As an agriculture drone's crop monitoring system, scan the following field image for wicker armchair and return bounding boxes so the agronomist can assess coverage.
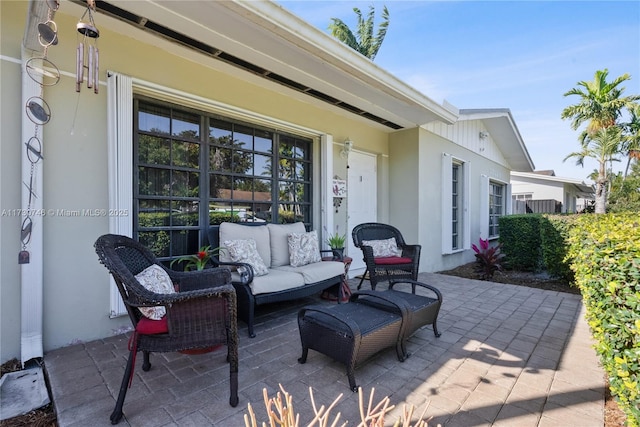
[94,234,238,425]
[352,223,421,291]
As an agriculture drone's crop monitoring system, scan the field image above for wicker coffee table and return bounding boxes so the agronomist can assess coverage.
[297,291,411,391]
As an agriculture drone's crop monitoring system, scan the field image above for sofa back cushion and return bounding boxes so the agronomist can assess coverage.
[267,222,306,267]
[219,222,271,267]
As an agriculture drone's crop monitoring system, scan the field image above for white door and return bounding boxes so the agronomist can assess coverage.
[347,151,377,276]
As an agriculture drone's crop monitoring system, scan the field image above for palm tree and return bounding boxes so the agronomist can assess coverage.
[561,69,639,142]
[622,103,640,179]
[564,126,623,213]
[328,5,389,60]
[561,69,640,212]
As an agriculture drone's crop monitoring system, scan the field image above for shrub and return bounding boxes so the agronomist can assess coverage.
[539,214,576,282]
[567,213,640,426]
[499,215,542,271]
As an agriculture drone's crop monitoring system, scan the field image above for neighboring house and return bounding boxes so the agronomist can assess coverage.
[0,0,533,364]
[511,171,595,213]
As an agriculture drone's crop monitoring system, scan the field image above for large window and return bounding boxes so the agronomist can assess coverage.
[451,162,461,250]
[489,181,505,237]
[442,153,469,254]
[134,99,312,260]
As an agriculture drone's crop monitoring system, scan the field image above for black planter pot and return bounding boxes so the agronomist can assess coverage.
[331,248,344,261]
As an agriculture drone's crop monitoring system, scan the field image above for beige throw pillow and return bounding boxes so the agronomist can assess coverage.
[362,237,401,257]
[224,238,270,276]
[288,231,322,267]
[134,264,176,320]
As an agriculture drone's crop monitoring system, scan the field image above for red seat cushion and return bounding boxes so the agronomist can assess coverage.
[136,316,169,335]
[374,256,413,265]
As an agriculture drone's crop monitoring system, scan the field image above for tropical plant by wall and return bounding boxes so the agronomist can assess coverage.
[567,213,640,426]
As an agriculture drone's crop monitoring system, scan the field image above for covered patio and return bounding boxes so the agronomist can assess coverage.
[44,273,604,426]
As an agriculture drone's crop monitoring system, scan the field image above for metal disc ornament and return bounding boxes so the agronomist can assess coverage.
[26,137,44,164]
[77,21,99,38]
[26,57,60,86]
[46,0,59,12]
[37,20,58,46]
[25,96,51,125]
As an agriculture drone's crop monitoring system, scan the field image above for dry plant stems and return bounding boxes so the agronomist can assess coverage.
[309,386,344,427]
[244,385,431,427]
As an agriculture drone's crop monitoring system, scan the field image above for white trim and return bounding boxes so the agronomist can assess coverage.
[321,134,334,249]
[441,153,453,254]
[462,160,471,250]
[107,72,133,317]
[20,50,44,363]
[131,77,321,138]
[479,175,489,240]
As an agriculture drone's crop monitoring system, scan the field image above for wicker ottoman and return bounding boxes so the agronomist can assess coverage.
[297,292,411,392]
[354,280,442,358]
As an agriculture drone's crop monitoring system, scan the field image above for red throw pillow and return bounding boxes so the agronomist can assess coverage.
[374,256,413,265]
[136,316,169,335]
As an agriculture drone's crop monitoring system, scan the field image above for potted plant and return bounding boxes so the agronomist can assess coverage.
[326,233,347,261]
[170,245,222,271]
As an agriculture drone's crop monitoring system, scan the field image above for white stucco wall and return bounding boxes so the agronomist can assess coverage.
[1,2,392,357]
[389,127,512,273]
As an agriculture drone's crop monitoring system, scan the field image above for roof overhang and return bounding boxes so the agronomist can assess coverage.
[511,171,595,198]
[459,108,535,172]
[60,0,458,130]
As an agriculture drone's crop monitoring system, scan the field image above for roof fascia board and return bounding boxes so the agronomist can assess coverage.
[105,0,457,127]
[511,171,588,185]
[226,1,459,124]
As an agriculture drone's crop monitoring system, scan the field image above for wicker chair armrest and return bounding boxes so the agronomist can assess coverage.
[400,244,421,259]
[169,267,231,292]
[298,305,362,337]
[360,245,375,259]
[210,259,254,285]
[389,279,443,302]
[139,283,236,306]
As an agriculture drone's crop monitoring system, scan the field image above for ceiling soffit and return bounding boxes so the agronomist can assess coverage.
[66,0,457,130]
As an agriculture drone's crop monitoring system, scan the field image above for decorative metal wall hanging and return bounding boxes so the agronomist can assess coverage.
[20,0,60,264]
[75,0,99,93]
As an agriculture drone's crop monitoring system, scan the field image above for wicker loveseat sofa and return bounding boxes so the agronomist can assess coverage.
[208,222,345,337]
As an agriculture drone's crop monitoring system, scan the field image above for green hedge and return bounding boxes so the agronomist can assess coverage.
[539,215,576,282]
[498,214,542,271]
[566,214,640,426]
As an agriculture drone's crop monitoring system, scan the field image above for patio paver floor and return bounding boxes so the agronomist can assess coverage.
[44,273,604,426]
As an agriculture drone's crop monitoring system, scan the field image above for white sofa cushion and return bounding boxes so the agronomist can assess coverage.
[273,260,344,284]
[267,222,306,267]
[231,268,305,295]
[219,222,271,267]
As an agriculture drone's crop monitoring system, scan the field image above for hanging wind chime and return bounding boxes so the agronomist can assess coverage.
[75,0,99,94]
[19,0,61,265]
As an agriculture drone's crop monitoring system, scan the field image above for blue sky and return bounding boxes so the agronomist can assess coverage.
[277,1,640,181]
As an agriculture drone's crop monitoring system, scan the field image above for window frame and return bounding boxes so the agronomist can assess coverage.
[133,97,314,262]
[441,153,470,254]
[481,176,510,240]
